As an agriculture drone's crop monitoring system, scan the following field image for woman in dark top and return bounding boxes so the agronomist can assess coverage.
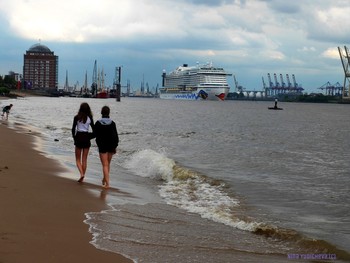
[72,102,95,183]
[94,106,119,189]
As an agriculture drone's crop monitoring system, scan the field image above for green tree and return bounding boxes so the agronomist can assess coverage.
[0,87,10,95]
[3,75,17,89]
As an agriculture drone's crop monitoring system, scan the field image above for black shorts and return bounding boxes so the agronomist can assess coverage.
[74,132,91,149]
[98,146,116,154]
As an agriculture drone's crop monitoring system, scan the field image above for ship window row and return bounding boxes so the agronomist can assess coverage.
[165,77,228,87]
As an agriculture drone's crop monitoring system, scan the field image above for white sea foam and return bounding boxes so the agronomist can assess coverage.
[159,172,261,232]
[123,149,261,232]
[123,149,175,181]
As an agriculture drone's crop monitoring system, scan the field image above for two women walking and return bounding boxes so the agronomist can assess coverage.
[72,103,119,189]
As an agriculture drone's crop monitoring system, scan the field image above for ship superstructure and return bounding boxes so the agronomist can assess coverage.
[160,63,231,100]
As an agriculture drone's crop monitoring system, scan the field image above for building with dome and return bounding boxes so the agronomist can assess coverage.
[23,43,58,90]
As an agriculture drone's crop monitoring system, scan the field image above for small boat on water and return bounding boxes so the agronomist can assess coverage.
[96,90,109,98]
[268,107,283,110]
[268,98,283,110]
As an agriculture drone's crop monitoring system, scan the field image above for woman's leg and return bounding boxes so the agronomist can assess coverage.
[99,153,110,188]
[75,147,84,181]
[81,147,90,177]
[107,152,114,173]
[105,152,114,187]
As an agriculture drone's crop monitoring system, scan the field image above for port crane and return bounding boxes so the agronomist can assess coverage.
[113,66,121,101]
[233,75,244,93]
[286,74,292,89]
[318,81,343,96]
[274,73,280,89]
[262,73,304,97]
[338,46,350,99]
[280,74,286,89]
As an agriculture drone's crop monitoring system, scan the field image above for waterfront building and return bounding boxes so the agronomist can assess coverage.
[23,43,58,90]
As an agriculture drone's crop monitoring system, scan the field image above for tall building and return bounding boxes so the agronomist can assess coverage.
[23,43,58,90]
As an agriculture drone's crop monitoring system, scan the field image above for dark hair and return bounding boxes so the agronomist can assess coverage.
[101,106,110,117]
[77,102,93,123]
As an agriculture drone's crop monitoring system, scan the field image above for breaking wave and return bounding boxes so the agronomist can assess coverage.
[122,149,350,260]
[123,149,261,231]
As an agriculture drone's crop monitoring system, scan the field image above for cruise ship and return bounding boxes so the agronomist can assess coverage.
[160,63,232,101]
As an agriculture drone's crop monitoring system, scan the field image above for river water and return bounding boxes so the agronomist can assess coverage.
[2,96,350,262]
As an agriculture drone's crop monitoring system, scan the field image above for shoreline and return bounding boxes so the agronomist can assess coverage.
[0,122,132,262]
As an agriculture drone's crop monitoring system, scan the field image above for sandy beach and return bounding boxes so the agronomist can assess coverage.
[0,123,132,262]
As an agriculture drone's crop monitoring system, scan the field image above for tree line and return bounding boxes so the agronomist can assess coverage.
[0,75,18,95]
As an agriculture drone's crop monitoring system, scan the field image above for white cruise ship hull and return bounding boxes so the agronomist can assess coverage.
[160,87,229,101]
[161,63,232,101]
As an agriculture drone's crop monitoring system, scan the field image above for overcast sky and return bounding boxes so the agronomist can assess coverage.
[0,0,349,93]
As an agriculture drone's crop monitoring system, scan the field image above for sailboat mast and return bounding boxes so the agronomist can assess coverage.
[91,60,97,96]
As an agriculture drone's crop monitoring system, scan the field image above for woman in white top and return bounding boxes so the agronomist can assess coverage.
[72,102,95,182]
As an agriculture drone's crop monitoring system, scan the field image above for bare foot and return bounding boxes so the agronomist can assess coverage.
[102,184,110,189]
[77,176,84,183]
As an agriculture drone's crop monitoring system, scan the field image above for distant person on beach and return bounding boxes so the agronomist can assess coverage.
[274,98,278,109]
[72,102,95,183]
[94,106,119,189]
[1,104,13,120]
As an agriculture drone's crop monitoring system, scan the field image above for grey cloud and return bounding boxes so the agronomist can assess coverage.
[260,0,301,14]
[181,0,236,7]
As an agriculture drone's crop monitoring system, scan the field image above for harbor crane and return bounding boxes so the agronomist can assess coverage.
[280,74,286,88]
[292,74,298,88]
[113,66,121,101]
[262,76,267,90]
[267,73,274,89]
[286,74,292,88]
[338,46,350,99]
[318,81,343,96]
[233,75,244,92]
[274,73,280,88]
[262,73,304,97]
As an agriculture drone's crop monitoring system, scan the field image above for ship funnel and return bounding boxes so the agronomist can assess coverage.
[162,72,166,87]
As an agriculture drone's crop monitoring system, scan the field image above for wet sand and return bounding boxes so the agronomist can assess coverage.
[0,123,132,262]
